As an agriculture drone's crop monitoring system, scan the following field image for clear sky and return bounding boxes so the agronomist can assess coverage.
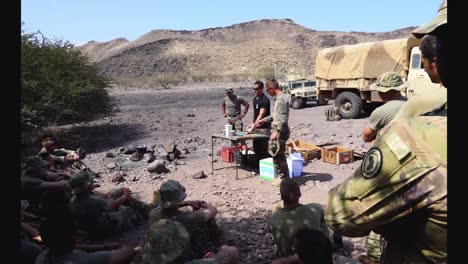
[21,0,442,45]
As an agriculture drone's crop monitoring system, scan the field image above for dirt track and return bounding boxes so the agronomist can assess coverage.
[38,82,372,263]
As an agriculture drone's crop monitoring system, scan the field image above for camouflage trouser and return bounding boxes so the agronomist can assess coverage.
[253,128,271,161]
[106,205,140,234]
[227,117,243,132]
[109,188,152,218]
[365,231,383,263]
[269,129,290,179]
[191,219,221,258]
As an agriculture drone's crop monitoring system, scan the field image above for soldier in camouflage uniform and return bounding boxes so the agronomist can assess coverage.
[148,180,221,260]
[362,72,408,143]
[326,2,447,262]
[38,136,88,173]
[141,219,239,264]
[68,171,150,240]
[255,79,290,187]
[221,87,249,132]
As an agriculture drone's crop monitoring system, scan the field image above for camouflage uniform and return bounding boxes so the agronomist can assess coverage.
[141,219,232,264]
[68,171,146,240]
[326,116,447,263]
[263,92,290,179]
[38,147,87,171]
[223,88,247,132]
[149,180,220,259]
[35,249,111,264]
[269,203,329,257]
[394,85,446,120]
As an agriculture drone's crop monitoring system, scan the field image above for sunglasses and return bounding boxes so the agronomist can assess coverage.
[253,88,260,91]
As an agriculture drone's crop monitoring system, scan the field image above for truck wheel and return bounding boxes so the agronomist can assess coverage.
[291,97,305,109]
[335,92,363,119]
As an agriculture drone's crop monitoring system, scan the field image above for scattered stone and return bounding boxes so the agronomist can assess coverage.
[105,152,115,158]
[107,162,117,169]
[192,171,207,179]
[187,114,195,117]
[123,146,137,155]
[143,152,155,163]
[163,140,176,153]
[147,160,167,174]
[111,171,124,182]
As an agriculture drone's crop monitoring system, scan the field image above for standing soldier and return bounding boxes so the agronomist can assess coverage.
[250,80,271,163]
[326,1,447,263]
[221,87,249,132]
[255,79,290,187]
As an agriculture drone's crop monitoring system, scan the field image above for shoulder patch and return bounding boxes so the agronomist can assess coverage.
[384,132,411,161]
[361,148,383,179]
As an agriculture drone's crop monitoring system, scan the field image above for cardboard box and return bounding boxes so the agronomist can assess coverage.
[321,146,354,165]
[286,140,322,161]
[259,155,303,181]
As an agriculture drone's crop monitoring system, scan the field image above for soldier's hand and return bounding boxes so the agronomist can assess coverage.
[186,200,203,210]
[270,131,278,141]
[122,188,132,197]
[255,120,264,127]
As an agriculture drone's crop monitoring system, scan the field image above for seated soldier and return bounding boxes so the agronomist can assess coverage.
[148,180,220,259]
[38,136,86,172]
[21,156,71,213]
[20,200,43,264]
[272,228,359,264]
[35,211,135,264]
[269,178,331,258]
[68,171,151,240]
[141,219,239,264]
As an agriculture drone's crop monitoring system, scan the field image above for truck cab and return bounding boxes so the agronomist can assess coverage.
[406,46,441,98]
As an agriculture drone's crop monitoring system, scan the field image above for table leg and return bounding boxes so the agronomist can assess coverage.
[211,137,214,172]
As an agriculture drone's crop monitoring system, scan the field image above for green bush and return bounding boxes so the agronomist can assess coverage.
[255,66,276,80]
[21,27,112,129]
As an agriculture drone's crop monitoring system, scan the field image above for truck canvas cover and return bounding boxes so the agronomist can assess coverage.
[315,37,421,80]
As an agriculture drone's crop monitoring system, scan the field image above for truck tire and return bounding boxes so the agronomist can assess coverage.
[291,97,305,109]
[335,92,363,119]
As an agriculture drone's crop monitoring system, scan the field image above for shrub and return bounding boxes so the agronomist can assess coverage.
[21,26,112,129]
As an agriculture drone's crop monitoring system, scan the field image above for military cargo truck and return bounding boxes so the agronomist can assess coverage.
[314,37,441,119]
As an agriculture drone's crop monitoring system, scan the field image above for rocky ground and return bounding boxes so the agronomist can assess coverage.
[30,82,373,263]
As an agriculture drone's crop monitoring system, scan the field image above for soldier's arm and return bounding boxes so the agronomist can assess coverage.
[326,120,446,237]
[221,101,227,117]
[255,108,268,125]
[241,99,249,117]
[52,148,74,156]
[275,98,289,132]
[38,180,71,191]
[107,189,130,210]
[262,115,273,123]
[362,126,377,142]
[108,245,136,264]
[199,201,217,222]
